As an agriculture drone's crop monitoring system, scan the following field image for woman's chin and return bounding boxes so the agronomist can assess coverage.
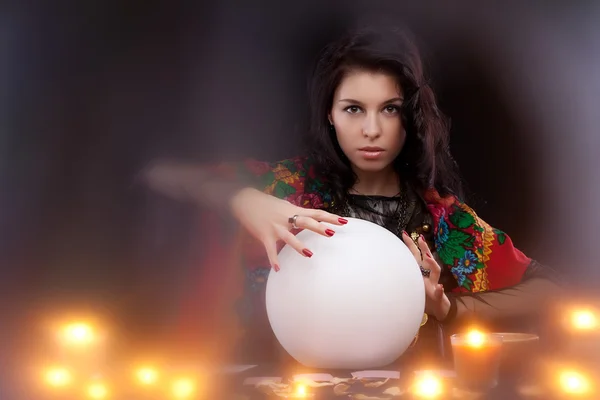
[352,160,393,173]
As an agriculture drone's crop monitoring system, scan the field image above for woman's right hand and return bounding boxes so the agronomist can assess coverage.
[229,188,348,271]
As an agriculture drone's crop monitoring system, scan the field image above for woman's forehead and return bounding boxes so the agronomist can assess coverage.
[334,70,403,102]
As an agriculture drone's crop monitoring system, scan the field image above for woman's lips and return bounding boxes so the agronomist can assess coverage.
[359,148,384,160]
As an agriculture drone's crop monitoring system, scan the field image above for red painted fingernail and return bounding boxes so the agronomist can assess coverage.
[325,229,335,237]
[402,230,408,236]
[273,264,280,272]
[420,234,425,241]
[426,253,432,258]
[338,218,348,224]
[302,249,313,258]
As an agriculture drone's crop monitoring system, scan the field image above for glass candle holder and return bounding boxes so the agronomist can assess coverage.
[451,331,503,391]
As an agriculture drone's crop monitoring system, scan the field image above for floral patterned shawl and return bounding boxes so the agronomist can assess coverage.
[178,156,532,354]
[217,156,531,292]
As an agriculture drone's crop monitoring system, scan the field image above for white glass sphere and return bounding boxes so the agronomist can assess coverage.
[265,217,425,370]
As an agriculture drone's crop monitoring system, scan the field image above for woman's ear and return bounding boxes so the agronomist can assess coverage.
[328,114,333,125]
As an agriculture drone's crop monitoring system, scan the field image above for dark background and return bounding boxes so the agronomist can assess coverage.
[1,1,599,395]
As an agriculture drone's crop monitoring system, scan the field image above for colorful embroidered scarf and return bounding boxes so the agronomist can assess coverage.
[220,156,531,292]
[178,156,531,353]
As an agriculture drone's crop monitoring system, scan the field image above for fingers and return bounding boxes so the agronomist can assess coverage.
[417,235,441,281]
[417,235,433,259]
[277,227,312,257]
[434,283,444,300]
[263,224,316,272]
[307,209,348,226]
[401,231,422,262]
[263,238,281,272]
[294,215,337,238]
[404,232,442,283]
[423,279,444,301]
[275,226,313,259]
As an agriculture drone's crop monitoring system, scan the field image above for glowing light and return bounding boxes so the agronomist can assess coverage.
[559,370,591,396]
[87,382,108,399]
[465,330,486,348]
[44,367,72,387]
[294,384,307,397]
[413,373,443,398]
[172,378,195,398]
[135,367,159,385]
[571,310,598,331]
[62,322,95,346]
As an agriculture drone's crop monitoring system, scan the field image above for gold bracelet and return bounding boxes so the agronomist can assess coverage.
[409,313,429,348]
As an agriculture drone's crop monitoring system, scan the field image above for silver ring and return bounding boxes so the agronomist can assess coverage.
[420,266,431,278]
[288,215,300,229]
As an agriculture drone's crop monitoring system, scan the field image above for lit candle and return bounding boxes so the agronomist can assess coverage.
[55,319,108,375]
[61,322,96,346]
[44,367,73,388]
[135,366,159,386]
[565,308,600,363]
[171,378,196,399]
[86,382,109,399]
[558,369,593,397]
[570,309,598,332]
[412,372,444,398]
[289,383,314,398]
[451,330,503,391]
[294,384,307,397]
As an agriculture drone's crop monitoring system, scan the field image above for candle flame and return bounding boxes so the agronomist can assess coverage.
[135,367,158,385]
[62,322,95,346]
[44,367,72,387]
[571,310,598,330]
[465,330,486,347]
[559,370,591,395]
[172,378,195,398]
[295,384,307,397]
[413,373,443,398]
[87,382,108,399]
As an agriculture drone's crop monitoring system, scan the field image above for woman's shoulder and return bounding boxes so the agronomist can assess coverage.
[239,156,331,208]
[423,188,482,230]
[424,187,531,292]
[423,188,459,208]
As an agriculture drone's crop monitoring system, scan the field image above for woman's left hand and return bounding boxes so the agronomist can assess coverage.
[402,232,451,321]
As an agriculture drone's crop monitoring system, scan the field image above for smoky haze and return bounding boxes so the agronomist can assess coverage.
[0,1,598,396]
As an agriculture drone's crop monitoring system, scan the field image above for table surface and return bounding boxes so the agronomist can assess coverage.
[217,363,552,399]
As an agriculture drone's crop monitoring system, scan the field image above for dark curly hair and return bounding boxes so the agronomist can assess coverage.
[306,26,462,202]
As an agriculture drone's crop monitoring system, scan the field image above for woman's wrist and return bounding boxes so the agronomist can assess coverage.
[433,294,451,321]
[434,295,457,324]
[228,187,259,215]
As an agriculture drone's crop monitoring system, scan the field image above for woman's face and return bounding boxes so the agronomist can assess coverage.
[329,70,405,174]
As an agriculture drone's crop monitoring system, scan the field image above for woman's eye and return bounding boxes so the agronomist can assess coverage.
[345,106,361,114]
[383,105,400,114]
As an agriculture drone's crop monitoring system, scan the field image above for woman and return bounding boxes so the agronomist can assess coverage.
[143,26,561,365]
